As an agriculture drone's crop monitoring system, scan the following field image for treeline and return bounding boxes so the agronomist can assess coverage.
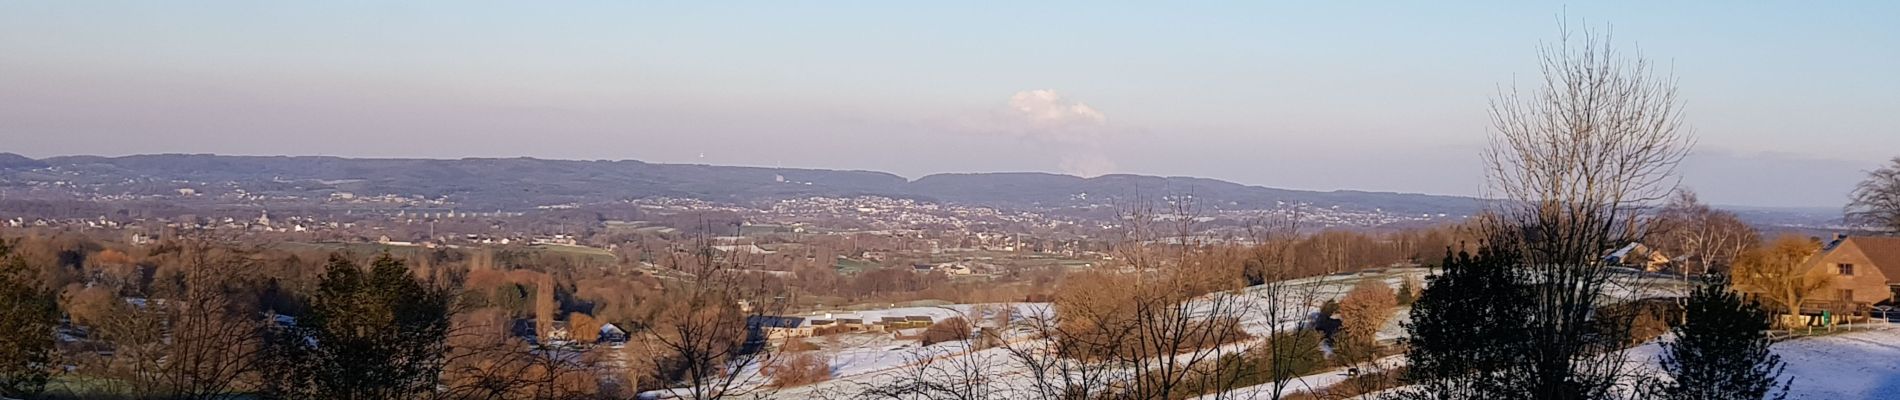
[0,217,1469,400]
[0,233,618,399]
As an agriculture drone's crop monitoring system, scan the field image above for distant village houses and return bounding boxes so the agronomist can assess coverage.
[751,312,937,340]
[1604,242,1674,273]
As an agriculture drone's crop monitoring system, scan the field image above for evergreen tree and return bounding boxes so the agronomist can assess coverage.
[1650,274,1789,400]
[0,240,58,398]
[261,254,455,399]
[1314,298,1343,342]
[1394,246,1534,400]
[1395,277,1418,306]
[1318,298,1341,318]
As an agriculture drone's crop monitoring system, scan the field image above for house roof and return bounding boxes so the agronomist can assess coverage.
[747,316,806,329]
[1843,236,1900,282]
[1605,242,1667,264]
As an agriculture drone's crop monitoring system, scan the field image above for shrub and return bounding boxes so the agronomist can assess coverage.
[1335,279,1398,362]
[920,317,973,346]
[781,338,820,353]
[1596,298,1683,346]
[1149,353,1257,400]
[764,352,831,388]
[1156,330,1325,400]
[1257,330,1326,378]
[1186,316,1254,350]
[1052,271,1254,361]
[1299,366,1408,400]
[568,312,602,343]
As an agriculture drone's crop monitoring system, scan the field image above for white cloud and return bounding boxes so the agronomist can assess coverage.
[1008,89,1106,132]
[955,89,1118,177]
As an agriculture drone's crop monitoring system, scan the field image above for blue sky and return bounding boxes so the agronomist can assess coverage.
[1,2,1895,207]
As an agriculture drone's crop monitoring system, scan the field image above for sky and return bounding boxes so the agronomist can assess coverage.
[1,2,1895,208]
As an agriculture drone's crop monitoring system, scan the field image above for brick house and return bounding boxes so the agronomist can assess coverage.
[1804,235,1900,309]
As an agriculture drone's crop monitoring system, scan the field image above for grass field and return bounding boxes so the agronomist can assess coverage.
[835,257,879,273]
[271,241,440,259]
[41,375,138,399]
[528,243,618,264]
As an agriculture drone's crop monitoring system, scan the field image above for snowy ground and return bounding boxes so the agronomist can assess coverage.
[1769,325,1900,400]
[1202,324,1900,400]
[808,303,1054,379]
[765,269,1436,399]
[656,268,1852,400]
[1191,354,1408,400]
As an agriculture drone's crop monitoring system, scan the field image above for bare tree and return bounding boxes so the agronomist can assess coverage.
[154,242,268,400]
[1846,157,1900,233]
[1481,20,1693,399]
[1653,189,1760,277]
[1312,234,1347,277]
[626,219,792,399]
[439,308,545,399]
[1000,303,1116,400]
[0,238,58,398]
[75,240,265,400]
[1112,196,1259,400]
[438,307,604,400]
[1000,193,1263,400]
[1227,206,1334,400]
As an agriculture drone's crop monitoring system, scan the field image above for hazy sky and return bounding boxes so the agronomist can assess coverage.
[2,2,1895,208]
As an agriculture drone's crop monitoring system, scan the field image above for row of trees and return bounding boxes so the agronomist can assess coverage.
[0,229,796,400]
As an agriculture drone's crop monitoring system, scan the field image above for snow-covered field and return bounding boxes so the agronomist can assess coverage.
[657,269,1890,399]
[1612,325,1900,400]
[803,303,1053,379]
[765,269,1436,399]
[1771,325,1900,399]
[1192,326,1900,400]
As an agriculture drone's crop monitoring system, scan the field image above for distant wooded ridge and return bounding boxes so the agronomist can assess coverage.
[0,152,1506,215]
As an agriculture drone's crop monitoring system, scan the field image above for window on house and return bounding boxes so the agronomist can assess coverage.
[1840,289,1855,301]
[1839,263,1855,276]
